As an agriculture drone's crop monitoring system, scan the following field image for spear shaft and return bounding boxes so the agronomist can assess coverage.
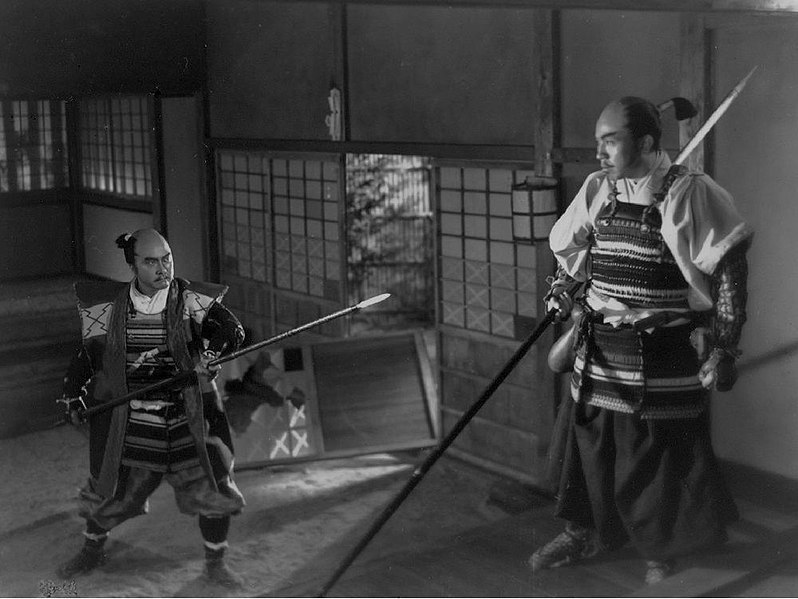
[80,293,391,421]
[213,293,390,365]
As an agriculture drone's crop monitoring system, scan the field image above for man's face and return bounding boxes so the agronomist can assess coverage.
[130,233,173,296]
[594,103,647,180]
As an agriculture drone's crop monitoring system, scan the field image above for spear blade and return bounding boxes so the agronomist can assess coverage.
[673,65,758,166]
[356,293,391,310]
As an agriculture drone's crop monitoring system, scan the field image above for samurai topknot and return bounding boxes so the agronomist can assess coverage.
[618,96,663,151]
[115,229,169,265]
[115,232,137,265]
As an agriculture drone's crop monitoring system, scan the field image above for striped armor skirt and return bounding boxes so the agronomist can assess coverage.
[121,401,202,474]
[571,318,708,419]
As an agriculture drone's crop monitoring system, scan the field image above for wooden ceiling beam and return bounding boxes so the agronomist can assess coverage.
[679,14,710,174]
[332,0,798,14]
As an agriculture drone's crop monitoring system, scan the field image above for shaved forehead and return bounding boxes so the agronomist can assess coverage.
[595,101,628,139]
[133,228,171,257]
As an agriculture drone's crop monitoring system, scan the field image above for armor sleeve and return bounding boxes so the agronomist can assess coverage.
[62,344,94,399]
[201,301,245,355]
[710,240,750,355]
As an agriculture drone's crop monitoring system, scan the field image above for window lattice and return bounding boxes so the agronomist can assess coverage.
[0,99,68,193]
[438,165,538,338]
[272,158,341,299]
[216,152,341,300]
[79,96,151,198]
[218,151,271,283]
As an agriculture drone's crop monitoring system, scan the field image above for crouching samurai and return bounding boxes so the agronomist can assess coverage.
[58,254,246,582]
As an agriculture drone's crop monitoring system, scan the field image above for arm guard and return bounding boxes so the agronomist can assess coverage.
[710,240,749,355]
[201,302,245,356]
[700,240,750,392]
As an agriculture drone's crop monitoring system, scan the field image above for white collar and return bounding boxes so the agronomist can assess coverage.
[129,281,169,315]
[620,151,671,205]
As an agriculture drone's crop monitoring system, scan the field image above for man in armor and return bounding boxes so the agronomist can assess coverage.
[56,229,247,587]
[530,97,752,585]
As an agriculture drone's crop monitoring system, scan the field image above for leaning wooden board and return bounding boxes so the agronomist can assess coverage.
[218,330,438,468]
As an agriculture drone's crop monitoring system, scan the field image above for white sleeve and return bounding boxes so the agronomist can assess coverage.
[661,174,754,309]
[549,172,608,281]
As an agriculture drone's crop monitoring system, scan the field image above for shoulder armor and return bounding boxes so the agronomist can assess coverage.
[73,281,128,340]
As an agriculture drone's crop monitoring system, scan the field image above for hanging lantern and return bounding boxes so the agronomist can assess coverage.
[511,175,559,243]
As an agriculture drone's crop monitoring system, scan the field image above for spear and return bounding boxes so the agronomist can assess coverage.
[79,293,391,421]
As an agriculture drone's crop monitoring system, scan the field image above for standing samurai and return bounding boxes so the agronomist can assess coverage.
[531,97,752,584]
[57,229,247,587]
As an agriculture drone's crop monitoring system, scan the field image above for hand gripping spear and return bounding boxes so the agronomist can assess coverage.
[78,293,391,421]
[315,66,758,598]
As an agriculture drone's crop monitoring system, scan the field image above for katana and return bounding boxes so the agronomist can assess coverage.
[79,293,391,421]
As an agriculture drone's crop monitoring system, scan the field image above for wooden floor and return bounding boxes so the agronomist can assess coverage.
[0,275,85,437]
[269,475,798,598]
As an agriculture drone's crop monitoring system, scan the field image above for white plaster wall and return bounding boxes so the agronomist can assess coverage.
[711,20,798,479]
[82,205,153,281]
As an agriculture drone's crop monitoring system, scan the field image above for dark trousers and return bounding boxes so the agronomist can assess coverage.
[80,465,245,533]
[554,402,738,561]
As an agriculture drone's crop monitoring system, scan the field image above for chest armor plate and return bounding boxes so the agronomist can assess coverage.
[590,202,689,310]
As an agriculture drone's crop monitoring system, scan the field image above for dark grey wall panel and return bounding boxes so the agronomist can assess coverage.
[0,201,73,279]
[0,0,205,97]
[347,5,536,145]
[206,0,337,140]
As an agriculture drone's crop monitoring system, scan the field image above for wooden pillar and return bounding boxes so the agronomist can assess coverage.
[2,100,18,192]
[150,92,167,235]
[199,0,220,283]
[680,14,710,173]
[531,8,563,442]
[329,1,349,143]
[66,99,85,273]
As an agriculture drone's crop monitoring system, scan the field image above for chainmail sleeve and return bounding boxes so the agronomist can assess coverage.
[710,240,750,355]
